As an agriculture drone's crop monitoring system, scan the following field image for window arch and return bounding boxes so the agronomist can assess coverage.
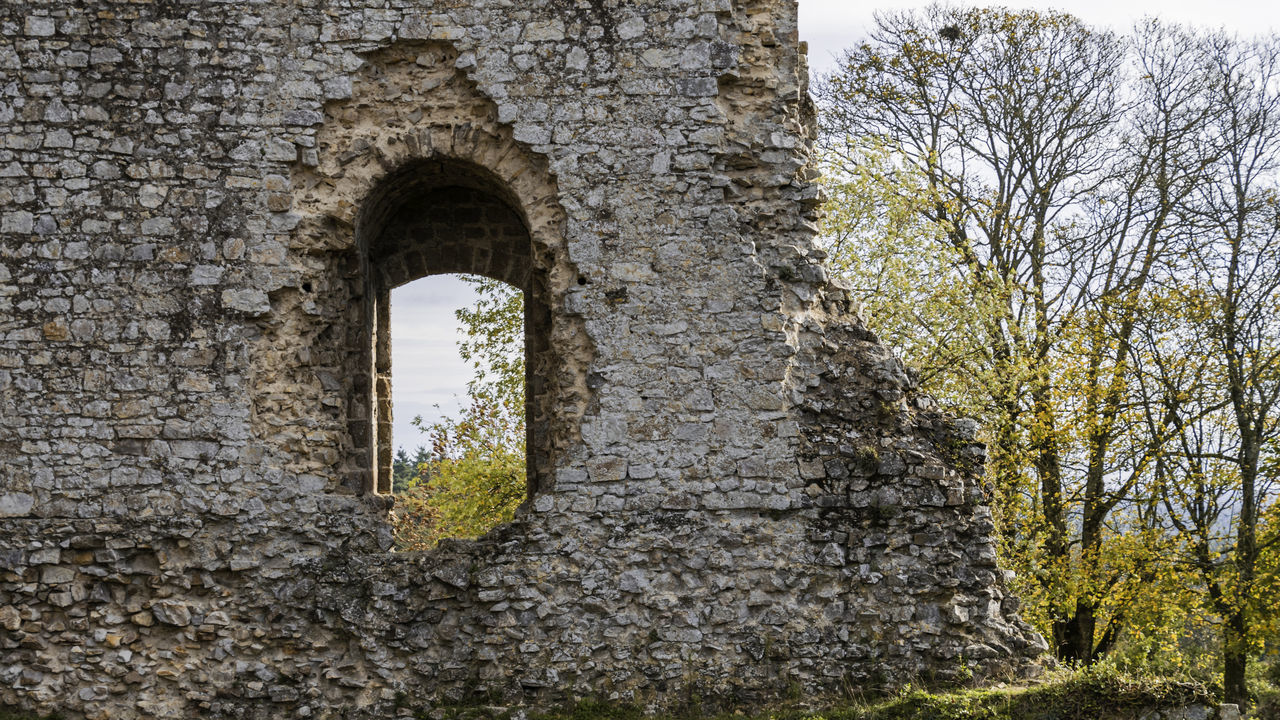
[352,159,554,498]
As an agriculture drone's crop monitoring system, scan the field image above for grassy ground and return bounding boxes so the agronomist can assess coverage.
[0,667,1220,720]
[435,667,1216,720]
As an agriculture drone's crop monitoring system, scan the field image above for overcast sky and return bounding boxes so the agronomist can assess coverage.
[800,0,1280,76]
[390,0,1280,455]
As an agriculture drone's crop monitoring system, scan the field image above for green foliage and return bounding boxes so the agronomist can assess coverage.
[454,275,525,411]
[392,276,526,551]
[392,446,431,495]
[1255,657,1280,717]
[818,143,1002,413]
[393,391,526,550]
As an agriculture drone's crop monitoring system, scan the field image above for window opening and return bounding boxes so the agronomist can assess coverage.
[387,275,483,494]
[389,274,527,549]
[351,159,553,540]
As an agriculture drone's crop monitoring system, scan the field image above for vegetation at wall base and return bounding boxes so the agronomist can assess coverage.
[417,667,1220,720]
[1,664,1264,720]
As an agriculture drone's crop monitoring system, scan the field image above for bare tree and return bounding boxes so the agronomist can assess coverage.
[815,7,1225,664]
[1056,20,1225,663]
[1140,32,1280,707]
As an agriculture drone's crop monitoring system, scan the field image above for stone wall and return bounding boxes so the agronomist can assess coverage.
[0,1,1046,718]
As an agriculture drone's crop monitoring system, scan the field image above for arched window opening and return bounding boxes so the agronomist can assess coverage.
[349,159,553,509]
[389,273,527,549]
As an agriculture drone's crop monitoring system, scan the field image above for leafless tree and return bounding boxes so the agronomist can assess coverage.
[816,7,1229,665]
[1138,32,1280,707]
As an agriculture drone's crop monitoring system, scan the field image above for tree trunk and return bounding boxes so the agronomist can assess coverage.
[1050,599,1104,664]
[1223,608,1249,709]
[1032,370,1075,662]
[1073,600,1098,662]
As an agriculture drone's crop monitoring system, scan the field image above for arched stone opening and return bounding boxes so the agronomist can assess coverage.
[353,159,554,498]
[284,41,593,500]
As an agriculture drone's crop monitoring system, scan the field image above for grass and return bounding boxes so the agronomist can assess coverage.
[797,669,1212,720]
[430,666,1215,720]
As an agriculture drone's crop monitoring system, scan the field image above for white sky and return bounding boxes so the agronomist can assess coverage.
[391,276,482,454]
[801,0,1280,76]
[390,0,1280,454]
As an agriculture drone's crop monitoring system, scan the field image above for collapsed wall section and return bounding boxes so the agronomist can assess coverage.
[0,1,1045,718]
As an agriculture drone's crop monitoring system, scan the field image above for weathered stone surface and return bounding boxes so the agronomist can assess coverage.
[0,605,20,631]
[149,600,192,627]
[0,0,1046,718]
[0,493,33,517]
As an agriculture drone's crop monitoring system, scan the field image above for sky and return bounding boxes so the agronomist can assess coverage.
[390,276,480,455]
[800,0,1280,76]
[389,0,1280,455]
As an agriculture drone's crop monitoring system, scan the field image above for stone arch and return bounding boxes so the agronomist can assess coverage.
[356,158,555,495]
[288,42,592,497]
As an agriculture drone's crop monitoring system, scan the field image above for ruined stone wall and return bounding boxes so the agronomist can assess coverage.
[0,1,1046,718]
